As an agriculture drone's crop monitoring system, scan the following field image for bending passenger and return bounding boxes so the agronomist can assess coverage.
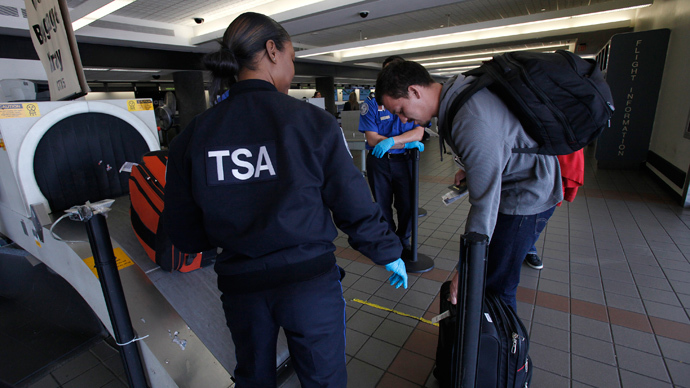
[375,60,562,311]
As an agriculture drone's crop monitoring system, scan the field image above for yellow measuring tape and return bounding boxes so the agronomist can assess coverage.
[352,299,439,327]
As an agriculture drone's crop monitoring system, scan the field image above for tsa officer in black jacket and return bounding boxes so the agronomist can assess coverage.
[164,12,408,388]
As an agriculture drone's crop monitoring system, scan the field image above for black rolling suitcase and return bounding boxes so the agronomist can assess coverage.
[433,232,532,388]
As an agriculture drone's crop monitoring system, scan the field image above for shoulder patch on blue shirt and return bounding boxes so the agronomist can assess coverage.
[206,142,278,185]
[360,103,368,115]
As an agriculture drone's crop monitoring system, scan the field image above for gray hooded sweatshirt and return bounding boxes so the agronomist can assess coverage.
[438,74,563,239]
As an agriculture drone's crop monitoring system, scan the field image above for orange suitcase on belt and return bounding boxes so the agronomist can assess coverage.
[129,150,215,272]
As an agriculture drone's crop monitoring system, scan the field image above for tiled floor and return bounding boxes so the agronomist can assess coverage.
[21,139,690,387]
[24,341,128,388]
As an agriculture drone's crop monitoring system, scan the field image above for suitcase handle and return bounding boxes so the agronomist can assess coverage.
[451,232,489,388]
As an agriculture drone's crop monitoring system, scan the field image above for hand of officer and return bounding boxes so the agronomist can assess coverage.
[384,258,408,289]
[372,138,395,158]
[404,141,425,153]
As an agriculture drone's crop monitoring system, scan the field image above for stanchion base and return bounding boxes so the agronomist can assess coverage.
[418,207,427,217]
[402,252,434,273]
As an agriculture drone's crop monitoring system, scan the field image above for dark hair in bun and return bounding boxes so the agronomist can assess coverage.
[204,12,291,103]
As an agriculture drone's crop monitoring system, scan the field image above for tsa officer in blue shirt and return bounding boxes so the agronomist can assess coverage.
[359,55,425,252]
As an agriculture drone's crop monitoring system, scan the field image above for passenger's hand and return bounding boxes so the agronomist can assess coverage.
[448,271,459,304]
[372,138,395,158]
[384,258,408,289]
[454,169,466,186]
[404,141,424,153]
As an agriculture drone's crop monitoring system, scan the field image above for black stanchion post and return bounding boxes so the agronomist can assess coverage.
[451,232,488,388]
[403,148,434,273]
[72,202,148,388]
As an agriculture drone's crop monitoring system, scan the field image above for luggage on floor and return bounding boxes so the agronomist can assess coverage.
[433,232,531,388]
[129,150,215,272]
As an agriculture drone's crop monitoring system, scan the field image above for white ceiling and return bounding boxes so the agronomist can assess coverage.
[1,0,651,84]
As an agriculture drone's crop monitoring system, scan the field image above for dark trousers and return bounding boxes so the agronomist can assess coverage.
[219,265,346,388]
[366,152,414,246]
[486,206,556,310]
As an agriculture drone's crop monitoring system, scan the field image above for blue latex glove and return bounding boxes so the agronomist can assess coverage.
[372,138,395,158]
[384,258,408,289]
[404,141,424,152]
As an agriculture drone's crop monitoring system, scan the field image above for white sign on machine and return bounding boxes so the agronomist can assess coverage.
[24,0,89,100]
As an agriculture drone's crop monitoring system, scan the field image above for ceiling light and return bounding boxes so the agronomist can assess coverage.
[572,4,651,18]
[422,56,493,67]
[72,0,136,31]
[83,67,110,71]
[433,66,477,72]
[297,2,651,61]
[110,68,160,73]
[414,43,570,64]
[196,0,326,27]
[304,16,617,59]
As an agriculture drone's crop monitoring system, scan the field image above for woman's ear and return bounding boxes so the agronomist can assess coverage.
[265,40,277,63]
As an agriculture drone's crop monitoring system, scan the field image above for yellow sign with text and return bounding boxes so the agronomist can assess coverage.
[126,99,154,112]
[0,103,41,119]
[83,247,135,278]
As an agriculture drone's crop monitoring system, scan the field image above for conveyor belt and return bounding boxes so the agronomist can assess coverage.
[30,196,292,387]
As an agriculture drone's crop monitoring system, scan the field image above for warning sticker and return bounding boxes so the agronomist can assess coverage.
[0,137,5,150]
[0,103,41,119]
[83,247,135,278]
[126,99,154,112]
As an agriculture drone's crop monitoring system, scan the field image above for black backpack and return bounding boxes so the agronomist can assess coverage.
[440,50,615,157]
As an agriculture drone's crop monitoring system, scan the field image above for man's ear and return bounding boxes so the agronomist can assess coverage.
[408,85,422,99]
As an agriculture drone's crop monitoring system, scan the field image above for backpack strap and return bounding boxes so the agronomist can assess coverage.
[439,72,494,161]
[511,146,541,154]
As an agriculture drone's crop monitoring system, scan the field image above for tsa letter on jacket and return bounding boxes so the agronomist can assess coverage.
[206,143,278,185]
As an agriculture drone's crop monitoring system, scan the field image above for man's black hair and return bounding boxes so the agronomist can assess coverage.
[382,55,404,69]
[375,60,435,100]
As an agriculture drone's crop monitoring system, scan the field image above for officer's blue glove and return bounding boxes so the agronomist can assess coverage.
[404,141,425,153]
[384,258,408,289]
[372,138,395,158]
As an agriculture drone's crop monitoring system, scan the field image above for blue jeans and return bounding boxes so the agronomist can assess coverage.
[527,209,552,255]
[219,265,346,388]
[486,206,556,310]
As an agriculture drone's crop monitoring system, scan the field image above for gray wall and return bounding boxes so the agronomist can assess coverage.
[635,0,690,204]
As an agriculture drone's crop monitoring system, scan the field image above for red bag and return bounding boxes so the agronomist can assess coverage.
[129,150,215,272]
